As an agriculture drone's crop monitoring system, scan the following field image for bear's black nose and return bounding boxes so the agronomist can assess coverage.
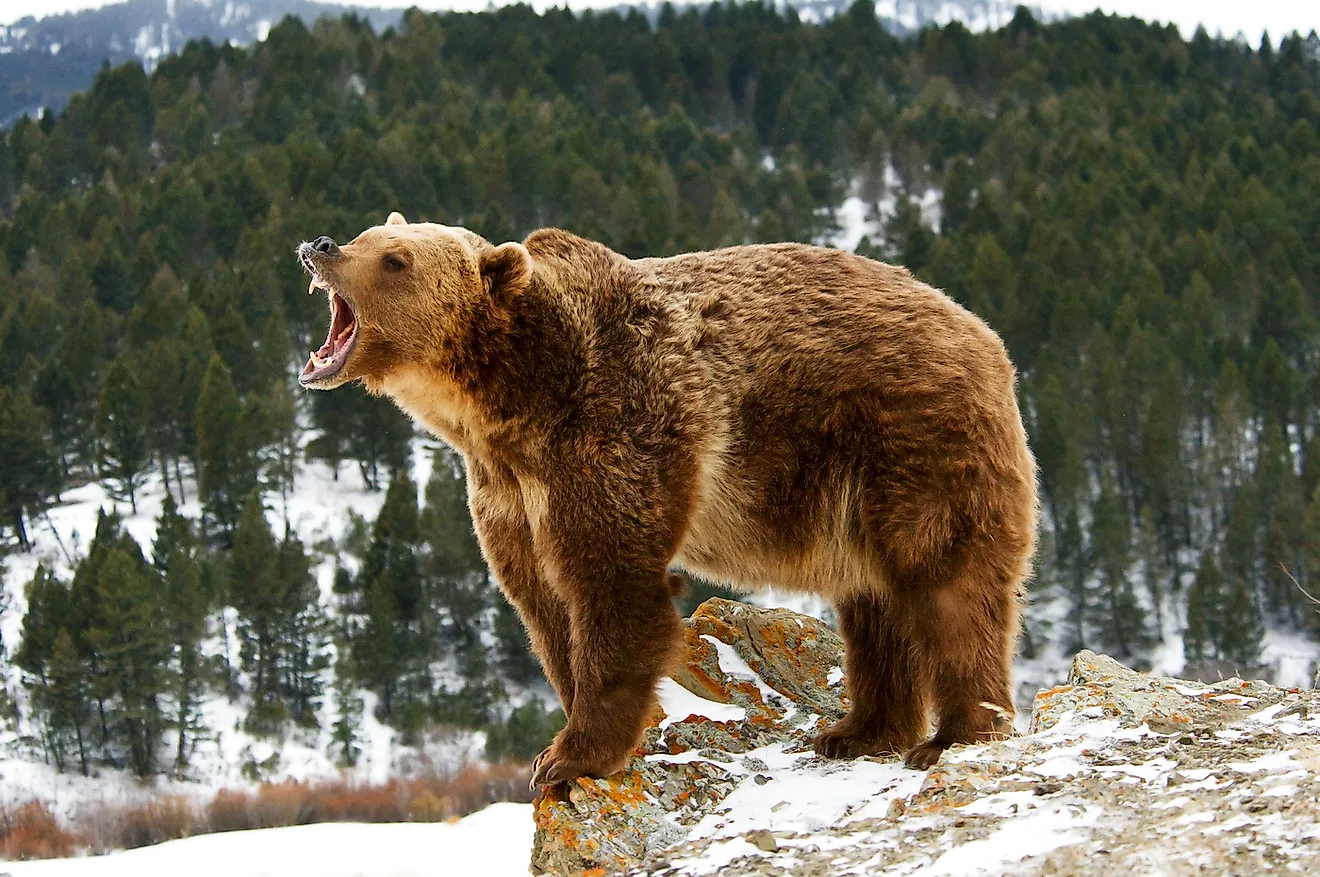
[312,236,341,256]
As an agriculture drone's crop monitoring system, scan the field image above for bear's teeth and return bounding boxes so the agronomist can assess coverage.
[309,350,329,368]
[308,278,318,295]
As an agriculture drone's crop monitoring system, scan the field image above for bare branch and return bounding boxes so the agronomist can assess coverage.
[1279,563,1320,608]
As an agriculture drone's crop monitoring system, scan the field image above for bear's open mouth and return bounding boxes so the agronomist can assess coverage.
[300,276,358,385]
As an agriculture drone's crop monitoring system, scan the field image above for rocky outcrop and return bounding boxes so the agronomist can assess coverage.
[530,598,848,875]
[530,600,1320,876]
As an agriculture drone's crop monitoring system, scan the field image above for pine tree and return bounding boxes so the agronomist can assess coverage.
[350,476,427,722]
[229,491,284,731]
[421,456,503,725]
[169,307,219,500]
[162,547,208,774]
[492,598,542,686]
[1219,574,1266,667]
[1136,505,1167,634]
[152,494,193,571]
[15,566,91,774]
[263,379,300,523]
[306,388,354,479]
[1089,469,1151,659]
[348,393,413,491]
[209,305,257,394]
[1302,486,1320,606]
[257,308,293,394]
[48,628,93,775]
[1184,551,1223,662]
[355,574,402,719]
[85,546,172,777]
[329,630,364,767]
[0,386,61,548]
[274,528,328,728]
[95,353,151,513]
[196,354,257,542]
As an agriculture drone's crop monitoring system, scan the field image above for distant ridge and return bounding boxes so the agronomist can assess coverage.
[0,0,1049,126]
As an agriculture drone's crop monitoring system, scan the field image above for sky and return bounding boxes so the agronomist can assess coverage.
[1,0,1316,45]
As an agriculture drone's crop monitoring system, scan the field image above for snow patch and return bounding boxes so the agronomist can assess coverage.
[4,802,535,877]
[656,678,747,730]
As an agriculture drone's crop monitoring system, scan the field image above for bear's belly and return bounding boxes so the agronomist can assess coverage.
[672,454,879,601]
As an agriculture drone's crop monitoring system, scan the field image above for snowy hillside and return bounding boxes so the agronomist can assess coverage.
[0,438,497,821]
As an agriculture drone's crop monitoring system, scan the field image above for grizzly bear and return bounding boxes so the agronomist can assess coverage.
[297,213,1038,785]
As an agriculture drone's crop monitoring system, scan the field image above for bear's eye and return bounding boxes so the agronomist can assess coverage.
[382,254,408,273]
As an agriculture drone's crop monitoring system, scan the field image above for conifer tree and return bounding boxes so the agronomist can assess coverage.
[1184,551,1223,662]
[86,546,171,777]
[306,388,354,479]
[95,353,150,513]
[152,494,193,571]
[162,547,208,773]
[351,476,427,722]
[348,394,413,491]
[0,386,61,547]
[263,379,300,522]
[421,456,505,723]
[197,354,257,542]
[48,628,93,775]
[257,308,293,394]
[330,630,364,767]
[1137,505,1167,634]
[229,491,283,731]
[1089,469,1151,659]
[15,566,91,774]
[1219,574,1266,667]
[209,305,257,394]
[274,528,328,728]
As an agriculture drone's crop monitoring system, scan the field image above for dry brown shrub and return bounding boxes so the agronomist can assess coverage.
[205,787,254,834]
[115,796,198,849]
[0,801,83,861]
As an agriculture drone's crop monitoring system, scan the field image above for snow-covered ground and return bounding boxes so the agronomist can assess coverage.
[3,801,535,877]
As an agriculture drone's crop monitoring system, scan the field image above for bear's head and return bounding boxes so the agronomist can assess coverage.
[296,212,532,391]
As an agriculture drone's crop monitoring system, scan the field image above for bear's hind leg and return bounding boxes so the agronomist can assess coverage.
[814,591,928,759]
[903,559,1019,770]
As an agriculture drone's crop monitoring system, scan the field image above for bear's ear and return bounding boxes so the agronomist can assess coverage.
[386,212,407,226]
[479,242,532,301]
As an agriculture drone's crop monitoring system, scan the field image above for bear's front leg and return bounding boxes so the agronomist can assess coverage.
[467,460,578,716]
[528,473,685,788]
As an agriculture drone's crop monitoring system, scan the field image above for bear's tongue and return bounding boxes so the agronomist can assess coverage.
[299,292,358,384]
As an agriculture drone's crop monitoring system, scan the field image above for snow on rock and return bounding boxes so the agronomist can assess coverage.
[4,801,535,877]
[531,607,1320,876]
[530,599,854,875]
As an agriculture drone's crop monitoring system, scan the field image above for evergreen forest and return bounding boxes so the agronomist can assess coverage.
[0,1,1318,778]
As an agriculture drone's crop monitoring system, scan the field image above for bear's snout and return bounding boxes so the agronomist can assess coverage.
[310,236,342,257]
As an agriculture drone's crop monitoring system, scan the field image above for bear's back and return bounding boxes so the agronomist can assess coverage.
[633,242,1015,407]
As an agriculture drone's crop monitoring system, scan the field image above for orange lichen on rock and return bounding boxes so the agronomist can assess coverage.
[529,598,846,876]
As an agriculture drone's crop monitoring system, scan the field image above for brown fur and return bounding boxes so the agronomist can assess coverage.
[298,216,1038,782]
